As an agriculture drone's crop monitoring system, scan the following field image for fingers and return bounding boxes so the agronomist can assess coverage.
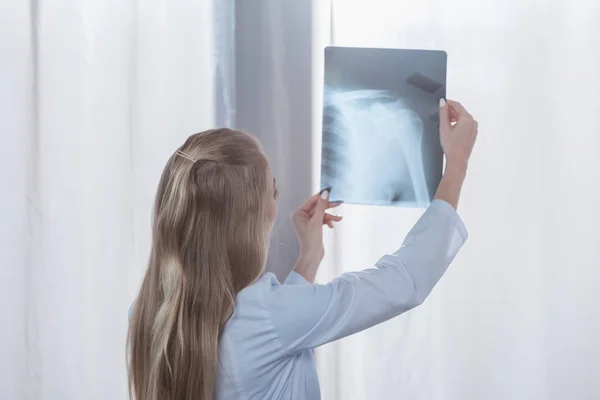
[449,106,459,124]
[449,100,477,134]
[446,100,472,121]
[325,213,342,222]
[297,192,320,213]
[439,98,451,131]
[324,213,342,228]
[308,200,341,218]
[298,193,342,215]
[294,189,343,226]
[310,188,330,226]
[440,98,464,131]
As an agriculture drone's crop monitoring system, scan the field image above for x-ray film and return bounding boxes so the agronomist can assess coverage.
[320,46,447,208]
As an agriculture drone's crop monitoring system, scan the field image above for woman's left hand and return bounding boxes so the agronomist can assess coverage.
[291,189,342,282]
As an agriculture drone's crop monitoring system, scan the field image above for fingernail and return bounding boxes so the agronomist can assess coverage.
[439,98,446,108]
[320,187,330,200]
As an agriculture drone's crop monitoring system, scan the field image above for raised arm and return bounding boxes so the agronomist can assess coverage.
[265,199,467,355]
[267,98,478,356]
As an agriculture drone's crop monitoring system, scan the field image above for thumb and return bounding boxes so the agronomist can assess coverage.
[311,187,330,225]
[439,98,450,132]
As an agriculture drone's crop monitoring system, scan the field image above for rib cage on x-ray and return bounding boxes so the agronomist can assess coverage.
[321,87,431,207]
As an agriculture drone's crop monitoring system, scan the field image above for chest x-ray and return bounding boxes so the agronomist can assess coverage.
[320,47,447,208]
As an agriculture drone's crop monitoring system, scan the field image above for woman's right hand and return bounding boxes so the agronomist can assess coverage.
[439,99,478,167]
[434,99,478,209]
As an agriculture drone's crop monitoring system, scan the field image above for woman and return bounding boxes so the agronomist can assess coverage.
[127,98,478,400]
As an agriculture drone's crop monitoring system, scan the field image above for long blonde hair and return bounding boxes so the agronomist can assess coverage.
[127,128,272,400]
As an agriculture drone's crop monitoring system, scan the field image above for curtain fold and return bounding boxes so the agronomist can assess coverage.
[1,1,227,398]
[314,1,600,399]
[1,1,37,397]
[235,0,314,282]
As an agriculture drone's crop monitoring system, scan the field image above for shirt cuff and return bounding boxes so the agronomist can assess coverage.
[428,199,469,242]
[283,270,312,285]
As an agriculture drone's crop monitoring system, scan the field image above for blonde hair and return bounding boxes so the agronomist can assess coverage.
[127,128,272,400]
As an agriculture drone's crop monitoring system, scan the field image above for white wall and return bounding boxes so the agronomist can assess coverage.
[315,1,600,399]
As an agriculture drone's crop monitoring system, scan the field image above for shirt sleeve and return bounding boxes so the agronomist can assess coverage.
[262,199,468,356]
[283,270,312,285]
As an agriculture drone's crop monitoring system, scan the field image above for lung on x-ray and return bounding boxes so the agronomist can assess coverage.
[320,46,447,208]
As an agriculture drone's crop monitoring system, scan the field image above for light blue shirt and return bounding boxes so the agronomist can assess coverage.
[129,199,467,399]
[214,199,468,399]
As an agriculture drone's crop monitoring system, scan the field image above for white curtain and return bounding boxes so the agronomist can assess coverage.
[1,0,316,398]
[0,1,232,398]
[314,1,600,399]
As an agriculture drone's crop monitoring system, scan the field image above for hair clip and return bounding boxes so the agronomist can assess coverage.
[176,150,196,163]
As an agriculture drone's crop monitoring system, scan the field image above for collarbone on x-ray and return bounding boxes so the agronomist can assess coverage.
[321,87,431,208]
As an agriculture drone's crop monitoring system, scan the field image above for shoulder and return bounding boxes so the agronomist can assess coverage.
[228,272,319,338]
[238,272,319,310]
[220,273,284,360]
[227,272,284,324]
[234,272,303,315]
[236,272,281,301]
